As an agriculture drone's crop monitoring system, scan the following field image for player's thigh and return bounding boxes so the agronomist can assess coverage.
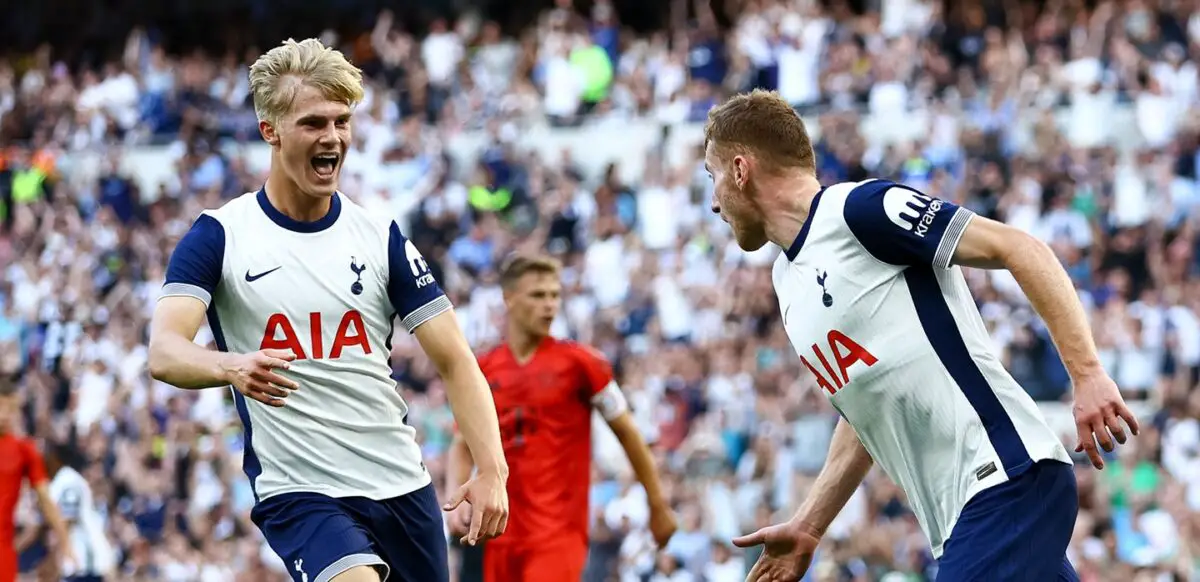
[481,543,513,582]
[330,565,383,582]
[251,492,388,582]
[937,460,1077,581]
[357,483,450,582]
[521,542,588,582]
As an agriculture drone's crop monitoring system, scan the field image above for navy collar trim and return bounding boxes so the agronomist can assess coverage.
[257,187,341,233]
[784,187,825,261]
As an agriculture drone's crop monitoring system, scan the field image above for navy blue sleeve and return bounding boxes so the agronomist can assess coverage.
[388,222,452,333]
[842,180,974,269]
[163,213,225,306]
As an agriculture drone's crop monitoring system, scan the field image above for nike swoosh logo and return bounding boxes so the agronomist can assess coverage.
[245,267,281,282]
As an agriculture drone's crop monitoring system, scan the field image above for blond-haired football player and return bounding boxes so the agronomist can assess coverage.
[149,38,509,582]
[704,90,1138,582]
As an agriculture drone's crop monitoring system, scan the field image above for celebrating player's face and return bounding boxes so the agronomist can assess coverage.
[704,141,769,251]
[506,272,562,338]
[265,84,351,198]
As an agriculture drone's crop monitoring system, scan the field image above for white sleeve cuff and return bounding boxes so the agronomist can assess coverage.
[933,208,974,270]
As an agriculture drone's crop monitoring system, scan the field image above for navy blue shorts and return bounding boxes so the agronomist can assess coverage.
[251,484,449,582]
[937,460,1080,581]
[17,537,48,572]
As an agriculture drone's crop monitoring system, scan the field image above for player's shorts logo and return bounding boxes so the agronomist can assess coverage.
[349,256,366,295]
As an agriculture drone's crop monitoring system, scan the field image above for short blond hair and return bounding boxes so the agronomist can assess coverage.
[704,89,815,173]
[499,254,562,290]
[248,38,365,126]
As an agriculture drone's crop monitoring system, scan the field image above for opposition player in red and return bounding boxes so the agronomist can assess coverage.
[446,255,677,582]
[0,379,73,582]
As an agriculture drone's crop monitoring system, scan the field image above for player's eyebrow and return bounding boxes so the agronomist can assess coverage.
[296,112,352,125]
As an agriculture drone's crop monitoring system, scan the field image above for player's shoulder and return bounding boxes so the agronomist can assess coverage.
[828,178,938,224]
[551,338,609,365]
[200,190,260,224]
[476,343,508,366]
[335,192,398,232]
[815,179,904,215]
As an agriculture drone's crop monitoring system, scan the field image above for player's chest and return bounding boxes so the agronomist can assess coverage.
[485,359,584,408]
[776,258,885,399]
[0,447,23,482]
[221,237,388,315]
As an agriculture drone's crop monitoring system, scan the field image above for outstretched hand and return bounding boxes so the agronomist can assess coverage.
[733,519,821,582]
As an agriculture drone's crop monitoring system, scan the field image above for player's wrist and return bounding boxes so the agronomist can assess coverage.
[1067,360,1106,383]
[788,517,825,541]
[476,461,509,481]
[215,352,240,384]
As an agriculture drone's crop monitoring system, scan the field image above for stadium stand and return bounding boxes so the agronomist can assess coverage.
[2,0,1200,580]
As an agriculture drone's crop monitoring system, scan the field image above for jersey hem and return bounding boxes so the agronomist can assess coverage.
[253,473,432,504]
[314,553,388,582]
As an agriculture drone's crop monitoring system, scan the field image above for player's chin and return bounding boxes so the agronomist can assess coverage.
[303,167,340,195]
[733,229,769,252]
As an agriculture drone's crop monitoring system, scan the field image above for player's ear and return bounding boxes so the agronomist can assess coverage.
[260,120,280,147]
[733,155,748,189]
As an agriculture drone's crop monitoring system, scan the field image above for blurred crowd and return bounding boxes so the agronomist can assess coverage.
[4,0,1200,580]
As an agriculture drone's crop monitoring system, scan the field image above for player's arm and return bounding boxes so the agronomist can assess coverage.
[734,419,872,550]
[13,524,41,553]
[147,214,229,388]
[578,346,676,546]
[148,215,297,403]
[34,483,71,546]
[388,224,507,544]
[414,313,507,479]
[24,444,74,568]
[788,418,872,536]
[606,410,676,546]
[951,215,1139,466]
[843,182,1137,468]
[446,432,474,491]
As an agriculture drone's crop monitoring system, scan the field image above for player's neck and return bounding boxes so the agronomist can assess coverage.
[263,176,334,222]
[506,328,546,363]
[763,173,822,250]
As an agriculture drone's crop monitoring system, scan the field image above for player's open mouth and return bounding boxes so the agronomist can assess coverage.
[311,153,339,178]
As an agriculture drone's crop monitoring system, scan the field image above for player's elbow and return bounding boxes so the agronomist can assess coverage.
[999,228,1056,271]
[146,336,176,382]
[147,331,195,383]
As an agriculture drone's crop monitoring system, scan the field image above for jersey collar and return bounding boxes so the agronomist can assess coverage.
[257,187,342,233]
[785,187,825,261]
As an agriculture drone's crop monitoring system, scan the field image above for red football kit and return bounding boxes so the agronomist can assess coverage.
[476,337,615,582]
[0,434,47,581]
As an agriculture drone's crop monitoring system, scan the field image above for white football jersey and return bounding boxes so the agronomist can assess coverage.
[162,189,450,501]
[773,179,1071,556]
[50,467,115,576]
